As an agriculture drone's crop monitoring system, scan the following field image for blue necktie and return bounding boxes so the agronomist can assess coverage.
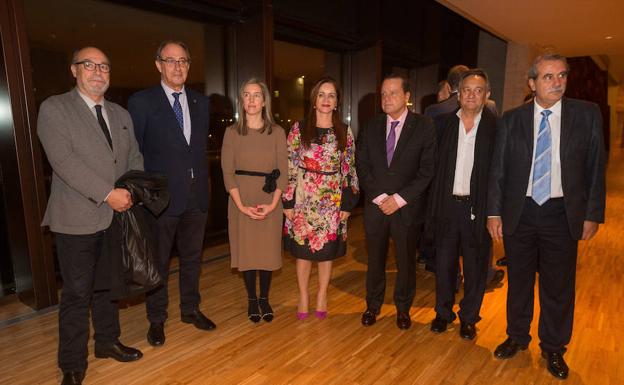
[386,120,400,166]
[172,92,184,130]
[532,110,552,205]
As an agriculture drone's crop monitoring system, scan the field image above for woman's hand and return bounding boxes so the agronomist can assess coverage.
[240,206,266,220]
[255,203,276,217]
[283,208,294,221]
[340,211,350,221]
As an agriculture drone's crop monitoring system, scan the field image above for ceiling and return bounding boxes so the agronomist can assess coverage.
[437,0,624,83]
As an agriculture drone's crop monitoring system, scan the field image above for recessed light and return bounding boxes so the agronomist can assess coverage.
[605,36,614,40]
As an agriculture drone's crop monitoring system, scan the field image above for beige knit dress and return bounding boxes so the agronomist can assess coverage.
[221,124,288,271]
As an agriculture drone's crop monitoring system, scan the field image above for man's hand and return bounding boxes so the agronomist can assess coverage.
[581,220,599,240]
[487,217,503,241]
[379,196,399,216]
[106,188,133,212]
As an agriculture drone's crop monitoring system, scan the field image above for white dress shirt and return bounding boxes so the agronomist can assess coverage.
[161,81,191,145]
[526,99,563,198]
[77,90,111,134]
[452,109,481,196]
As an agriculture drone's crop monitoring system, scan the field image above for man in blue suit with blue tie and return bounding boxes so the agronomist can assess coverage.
[128,40,215,347]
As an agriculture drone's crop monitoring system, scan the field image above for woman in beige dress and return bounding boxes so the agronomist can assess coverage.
[221,78,287,323]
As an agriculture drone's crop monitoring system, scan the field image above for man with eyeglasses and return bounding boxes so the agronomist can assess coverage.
[128,40,214,348]
[426,69,498,341]
[37,46,144,385]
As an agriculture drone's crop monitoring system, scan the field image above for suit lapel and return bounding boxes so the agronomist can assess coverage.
[187,89,199,146]
[560,98,574,161]
[70,89,114,156]
[377,116,388,166]
[390,112,416,167]
[521,103,535,155]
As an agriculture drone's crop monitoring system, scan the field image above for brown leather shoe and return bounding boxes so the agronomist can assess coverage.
[61,371,84,385]
[361,308,378,326]
[181,309,216,330]
[94,341,143,362]
[542,351,569,379]
[396,311,411,330]
[493,337,528,359]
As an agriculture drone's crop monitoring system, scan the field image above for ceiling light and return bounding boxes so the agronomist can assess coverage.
[605,36,613,40]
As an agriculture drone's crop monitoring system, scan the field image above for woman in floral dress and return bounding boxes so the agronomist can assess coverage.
[283,76,359,320]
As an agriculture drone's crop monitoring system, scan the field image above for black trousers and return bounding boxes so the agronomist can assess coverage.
[56,230,120,372]
[504,198,578,354]
[364,204,419,313]
[434,200,489,323]
[146,180,208,323]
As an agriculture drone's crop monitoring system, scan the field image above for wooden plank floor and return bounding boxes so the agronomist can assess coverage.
[1,147,623,385]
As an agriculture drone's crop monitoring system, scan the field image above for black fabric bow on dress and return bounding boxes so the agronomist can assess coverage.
[235,169,280,193]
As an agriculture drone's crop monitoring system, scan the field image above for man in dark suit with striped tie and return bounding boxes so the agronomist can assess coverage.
[487,53,606,379]
[128,40,215,348]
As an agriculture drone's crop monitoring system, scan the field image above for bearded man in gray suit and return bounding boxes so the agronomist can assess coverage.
[38,47,144,385]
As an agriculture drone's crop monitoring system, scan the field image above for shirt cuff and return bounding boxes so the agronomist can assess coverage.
[392,194,407,208]
[103,189,113,204]
[372,193,389,205]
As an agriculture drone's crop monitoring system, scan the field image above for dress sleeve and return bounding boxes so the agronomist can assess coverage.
[220,127,237,192]
[282,122,301,209]
[275,125,288,192]
[340,126,360,212]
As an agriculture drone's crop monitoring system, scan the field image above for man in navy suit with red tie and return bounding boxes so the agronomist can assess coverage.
[128,40,215,347]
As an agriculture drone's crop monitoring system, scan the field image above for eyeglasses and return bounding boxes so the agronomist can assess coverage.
[73,60,111,73]
[158,57,191,68]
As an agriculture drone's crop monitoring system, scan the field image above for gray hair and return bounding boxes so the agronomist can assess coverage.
[155,40,191,60]
[528,53,569,80]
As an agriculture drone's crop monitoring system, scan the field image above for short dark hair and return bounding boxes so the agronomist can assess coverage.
[447,65,469,91]
[459,68,490,91]
[155,40,191,60]
[382,73,410,93]
[527,52,569,80]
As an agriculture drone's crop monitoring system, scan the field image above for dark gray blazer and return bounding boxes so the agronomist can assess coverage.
[38,88,144,234]
[487,97,606,240]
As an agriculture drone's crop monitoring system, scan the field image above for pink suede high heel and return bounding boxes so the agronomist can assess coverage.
[296,312,309,321]
[315,311,328,320]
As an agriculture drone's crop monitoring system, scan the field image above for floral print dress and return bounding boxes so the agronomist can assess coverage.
[283,121,359,261]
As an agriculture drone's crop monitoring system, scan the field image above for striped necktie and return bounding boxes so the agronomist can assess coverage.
[531,110,552,205]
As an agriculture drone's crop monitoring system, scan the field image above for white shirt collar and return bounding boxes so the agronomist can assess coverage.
[77,89,104,109]
[534,98,562,116]
[161,81,185,96]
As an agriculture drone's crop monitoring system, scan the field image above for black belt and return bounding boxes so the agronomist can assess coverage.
[452,195,471,202]
[235,169,280,193]
[298,166,338,175]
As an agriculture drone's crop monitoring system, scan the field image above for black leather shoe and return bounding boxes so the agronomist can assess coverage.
[147,322,165,346]
[61,371,84,385]
[494,337,528,359]
[181,309,216,330]
[459,321,476,340]
[247,299,261,323]
[542,351,569,380]
[258,297,274,322]
[94,341,143,362]
[396,311,411,330]
[487,269,505,288]
[361,308,378,326]
[430,316,450,333]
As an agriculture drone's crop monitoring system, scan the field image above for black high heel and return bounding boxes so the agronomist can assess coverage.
[258,297,274,322]
[248,298,261,323]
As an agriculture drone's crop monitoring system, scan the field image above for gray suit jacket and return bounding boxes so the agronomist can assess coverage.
[38,88,143,235]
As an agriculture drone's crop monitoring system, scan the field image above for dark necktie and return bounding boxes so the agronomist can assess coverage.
[172,92,184,130]
[94,104,113,150]
[386,120,400,166]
